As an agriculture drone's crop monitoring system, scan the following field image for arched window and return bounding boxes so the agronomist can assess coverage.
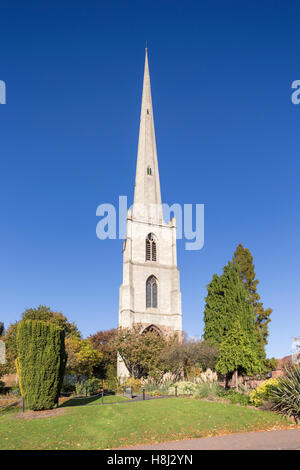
[142,324,161,335]
[145,233,157,261]
[146,275,158,308]
[147,166,152,176]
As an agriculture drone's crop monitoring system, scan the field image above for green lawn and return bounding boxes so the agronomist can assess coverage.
[0,398,297,450]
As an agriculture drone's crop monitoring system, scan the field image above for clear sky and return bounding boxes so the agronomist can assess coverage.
[0,1,299,359]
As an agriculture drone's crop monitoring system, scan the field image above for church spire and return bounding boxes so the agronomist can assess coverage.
[133,49,163,223]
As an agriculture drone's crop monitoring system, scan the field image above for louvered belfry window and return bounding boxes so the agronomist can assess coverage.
[146,276,158,308]
[146,233,157,261]
[146,238,151,260]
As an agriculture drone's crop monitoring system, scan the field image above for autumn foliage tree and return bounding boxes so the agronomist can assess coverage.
[65,336,102,380]
[161,337,219,380]
[114,324,173,380]
[89,328,117,379]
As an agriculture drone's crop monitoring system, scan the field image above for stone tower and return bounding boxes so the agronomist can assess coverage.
[117,49,182,379]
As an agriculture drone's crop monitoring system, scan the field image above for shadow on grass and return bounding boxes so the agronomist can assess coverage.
[60,391,119,408]
[0,400,21,415]
[60,395,102,407]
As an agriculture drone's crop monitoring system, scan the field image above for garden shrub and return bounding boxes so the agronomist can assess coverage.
[61,376,76,396]
[250,378,278,407]
[200,385,250,406]
[149,389,164,397]
[73,377,101,396]
[85,377,101,395]
[269,364,300,420]
[193,383,221,399]
[17,320,66,410]
[168,381,198,396]
[124,377,142,393]
[146,382,173,396]
[104,364,119,392]
[75,381,87,396]
[224,390,250,406]
[156,383,172,395]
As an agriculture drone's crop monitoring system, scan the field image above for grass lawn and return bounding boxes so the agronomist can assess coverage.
[0,398,297,450]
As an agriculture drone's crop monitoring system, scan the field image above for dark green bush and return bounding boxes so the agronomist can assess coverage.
[17,320,66,410]
[61,376,76,396]
[217,388,250,406]
[86,377,101,395]
[74,377,101,396]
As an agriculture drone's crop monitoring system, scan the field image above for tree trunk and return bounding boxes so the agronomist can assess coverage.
[233,369,238,391]
[225,373,230,389]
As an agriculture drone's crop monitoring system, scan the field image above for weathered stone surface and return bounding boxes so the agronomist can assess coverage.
[0,340,6,364]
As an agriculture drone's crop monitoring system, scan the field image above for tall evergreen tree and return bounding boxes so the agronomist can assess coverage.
[230,244,272,347]
[204,263,263,383]
[204,264,259,347]
[17,320,66,410]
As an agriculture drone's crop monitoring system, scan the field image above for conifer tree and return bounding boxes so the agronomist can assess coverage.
[204,264,259,349]
[230,244,272,347]
[17,320,66,410]
[204,263,263,383]
[216,319,262,389]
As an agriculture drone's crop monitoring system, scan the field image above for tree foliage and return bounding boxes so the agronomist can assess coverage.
[204,263,263,383]
[89,328,117,379]
[216,319,262,379]
[264,357,278,372]
[115,324,172,380]
[1,321,18,374]
[17,320,66,410]
[204,264,259,347]
[230,244,272,347]
[0,322,4,337]
[161,338,219,380]
[22,305,80,338]
[2,305,80,373]
[65,336,102,379]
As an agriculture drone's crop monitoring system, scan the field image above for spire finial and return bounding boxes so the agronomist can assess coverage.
[145,40,148,51]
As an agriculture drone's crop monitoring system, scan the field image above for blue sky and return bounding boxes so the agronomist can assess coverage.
[0,1,299,359]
